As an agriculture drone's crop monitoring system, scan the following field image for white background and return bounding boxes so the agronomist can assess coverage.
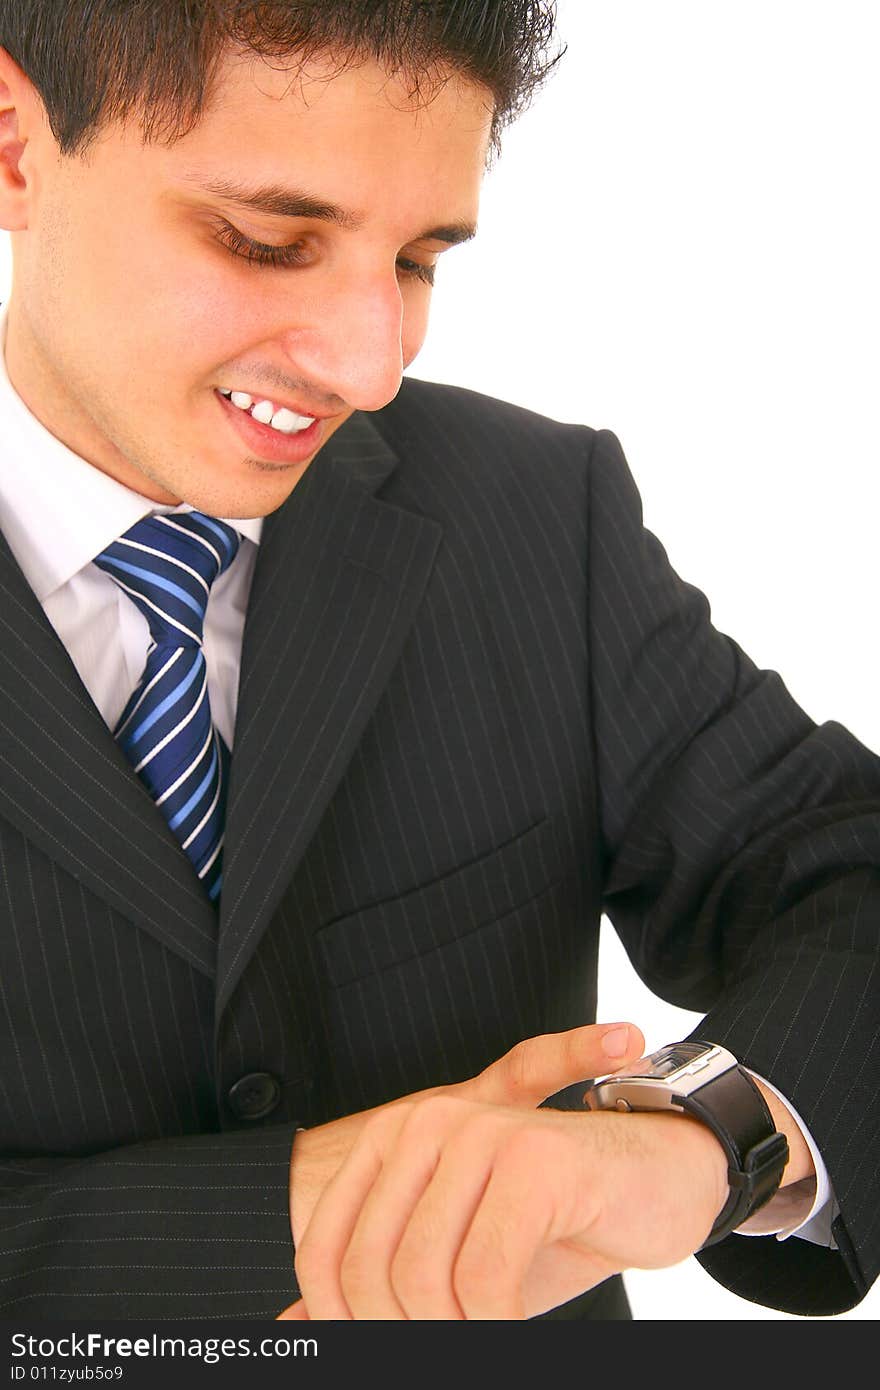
[1,0,877,1321]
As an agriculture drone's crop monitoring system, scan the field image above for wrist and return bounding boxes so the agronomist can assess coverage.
[288,1102,397,1246]
[583,1041,790,1245]
[605,1108,731,1252]
[668,1110,731,1230]
[748,1077,815,1188]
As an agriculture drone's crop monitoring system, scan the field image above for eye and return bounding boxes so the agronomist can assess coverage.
[213,221,436,285]
[213,222,310,270]
[395,258,436,287]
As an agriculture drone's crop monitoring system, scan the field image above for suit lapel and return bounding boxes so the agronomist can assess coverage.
[216,411,442,1013]
[0,531,219,976]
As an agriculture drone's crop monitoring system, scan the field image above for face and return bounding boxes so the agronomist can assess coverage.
[0,48,491,516]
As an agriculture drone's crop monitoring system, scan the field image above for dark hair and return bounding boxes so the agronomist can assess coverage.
[0,1,565,164]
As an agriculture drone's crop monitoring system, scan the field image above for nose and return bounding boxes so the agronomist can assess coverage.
[281,265,406,414]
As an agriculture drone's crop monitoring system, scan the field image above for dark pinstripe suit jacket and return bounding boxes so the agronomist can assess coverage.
[1,378,878,1320]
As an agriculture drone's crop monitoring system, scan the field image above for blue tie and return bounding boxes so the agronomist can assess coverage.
[93,511,241,905]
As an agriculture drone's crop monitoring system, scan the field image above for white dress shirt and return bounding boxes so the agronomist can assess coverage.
[0,302,837,1248]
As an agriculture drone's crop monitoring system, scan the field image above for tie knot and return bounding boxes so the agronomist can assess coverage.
[93,511,241,648]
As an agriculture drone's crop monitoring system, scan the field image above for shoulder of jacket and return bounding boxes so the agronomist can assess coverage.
[370,378,606,496]
[383,375,597,445]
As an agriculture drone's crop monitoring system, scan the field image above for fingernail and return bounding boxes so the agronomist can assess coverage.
[601,1026,630,1058]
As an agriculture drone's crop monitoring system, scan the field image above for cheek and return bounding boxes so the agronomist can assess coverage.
[101,246,255,374]
[74,196,226,350]
[155,251,299,365]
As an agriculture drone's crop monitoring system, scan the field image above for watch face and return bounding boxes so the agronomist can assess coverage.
[584,1041,740,1114]
[610,1041,714,1081]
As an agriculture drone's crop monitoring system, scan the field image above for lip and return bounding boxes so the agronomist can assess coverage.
[215,388,325,465]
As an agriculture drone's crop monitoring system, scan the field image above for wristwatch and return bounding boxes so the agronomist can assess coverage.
[582,1040,790,1247]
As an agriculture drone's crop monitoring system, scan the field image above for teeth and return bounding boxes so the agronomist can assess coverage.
[270,407,315,434]
[220,389,316,435]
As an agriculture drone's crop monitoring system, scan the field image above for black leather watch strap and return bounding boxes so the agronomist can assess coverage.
[678,1063,789,1247]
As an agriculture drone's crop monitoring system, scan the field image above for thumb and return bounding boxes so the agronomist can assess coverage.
[461,1022,646,1109]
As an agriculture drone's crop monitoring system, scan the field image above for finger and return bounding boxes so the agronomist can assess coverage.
[330,1097,484,1319]
[276,1300,310,1320]
[450,1127,577,1319]
[293,1111,401,1320]
[468,1022,646,1108]
[389,1110,516,1319]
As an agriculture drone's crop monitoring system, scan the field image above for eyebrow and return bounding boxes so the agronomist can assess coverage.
[182,173,478,246]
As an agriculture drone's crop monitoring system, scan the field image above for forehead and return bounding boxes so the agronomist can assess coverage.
[164,50,493,204]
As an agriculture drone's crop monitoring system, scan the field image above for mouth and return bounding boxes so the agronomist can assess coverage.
[215,387,326,466]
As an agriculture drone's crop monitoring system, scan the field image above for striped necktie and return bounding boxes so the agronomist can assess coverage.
[93,511,241,905]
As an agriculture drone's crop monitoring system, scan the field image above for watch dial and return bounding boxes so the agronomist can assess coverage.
[612,1042,710,1080]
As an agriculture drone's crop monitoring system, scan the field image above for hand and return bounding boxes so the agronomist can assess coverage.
[286,1021,646,1267]
[279,1091,729,1320]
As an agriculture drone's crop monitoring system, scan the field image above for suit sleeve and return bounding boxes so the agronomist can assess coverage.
[586,427,880,1316]
[0,1126,301,1318]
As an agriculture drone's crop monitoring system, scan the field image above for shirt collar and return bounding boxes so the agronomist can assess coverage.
[0,300,263,603]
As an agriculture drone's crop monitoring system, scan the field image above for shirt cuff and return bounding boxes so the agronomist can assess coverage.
[733,1070,838,1248]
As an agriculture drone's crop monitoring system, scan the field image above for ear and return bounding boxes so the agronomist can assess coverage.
[0,45,45,232]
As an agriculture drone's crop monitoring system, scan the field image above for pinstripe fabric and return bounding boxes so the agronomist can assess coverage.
[93,512,241,904]
[0,382,879,1319]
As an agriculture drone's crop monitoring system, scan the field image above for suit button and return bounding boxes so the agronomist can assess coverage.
[228,1072,281,1121]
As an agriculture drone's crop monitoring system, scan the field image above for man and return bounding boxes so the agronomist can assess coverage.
[0,1,877,1322]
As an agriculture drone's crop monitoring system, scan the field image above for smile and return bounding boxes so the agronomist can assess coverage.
[218,389,316,436]
[215,388,325,466]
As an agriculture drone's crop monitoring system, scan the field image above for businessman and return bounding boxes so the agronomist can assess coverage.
[0,1,878,1321]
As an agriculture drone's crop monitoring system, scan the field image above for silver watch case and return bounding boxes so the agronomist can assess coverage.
[584,1042,739,1114]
